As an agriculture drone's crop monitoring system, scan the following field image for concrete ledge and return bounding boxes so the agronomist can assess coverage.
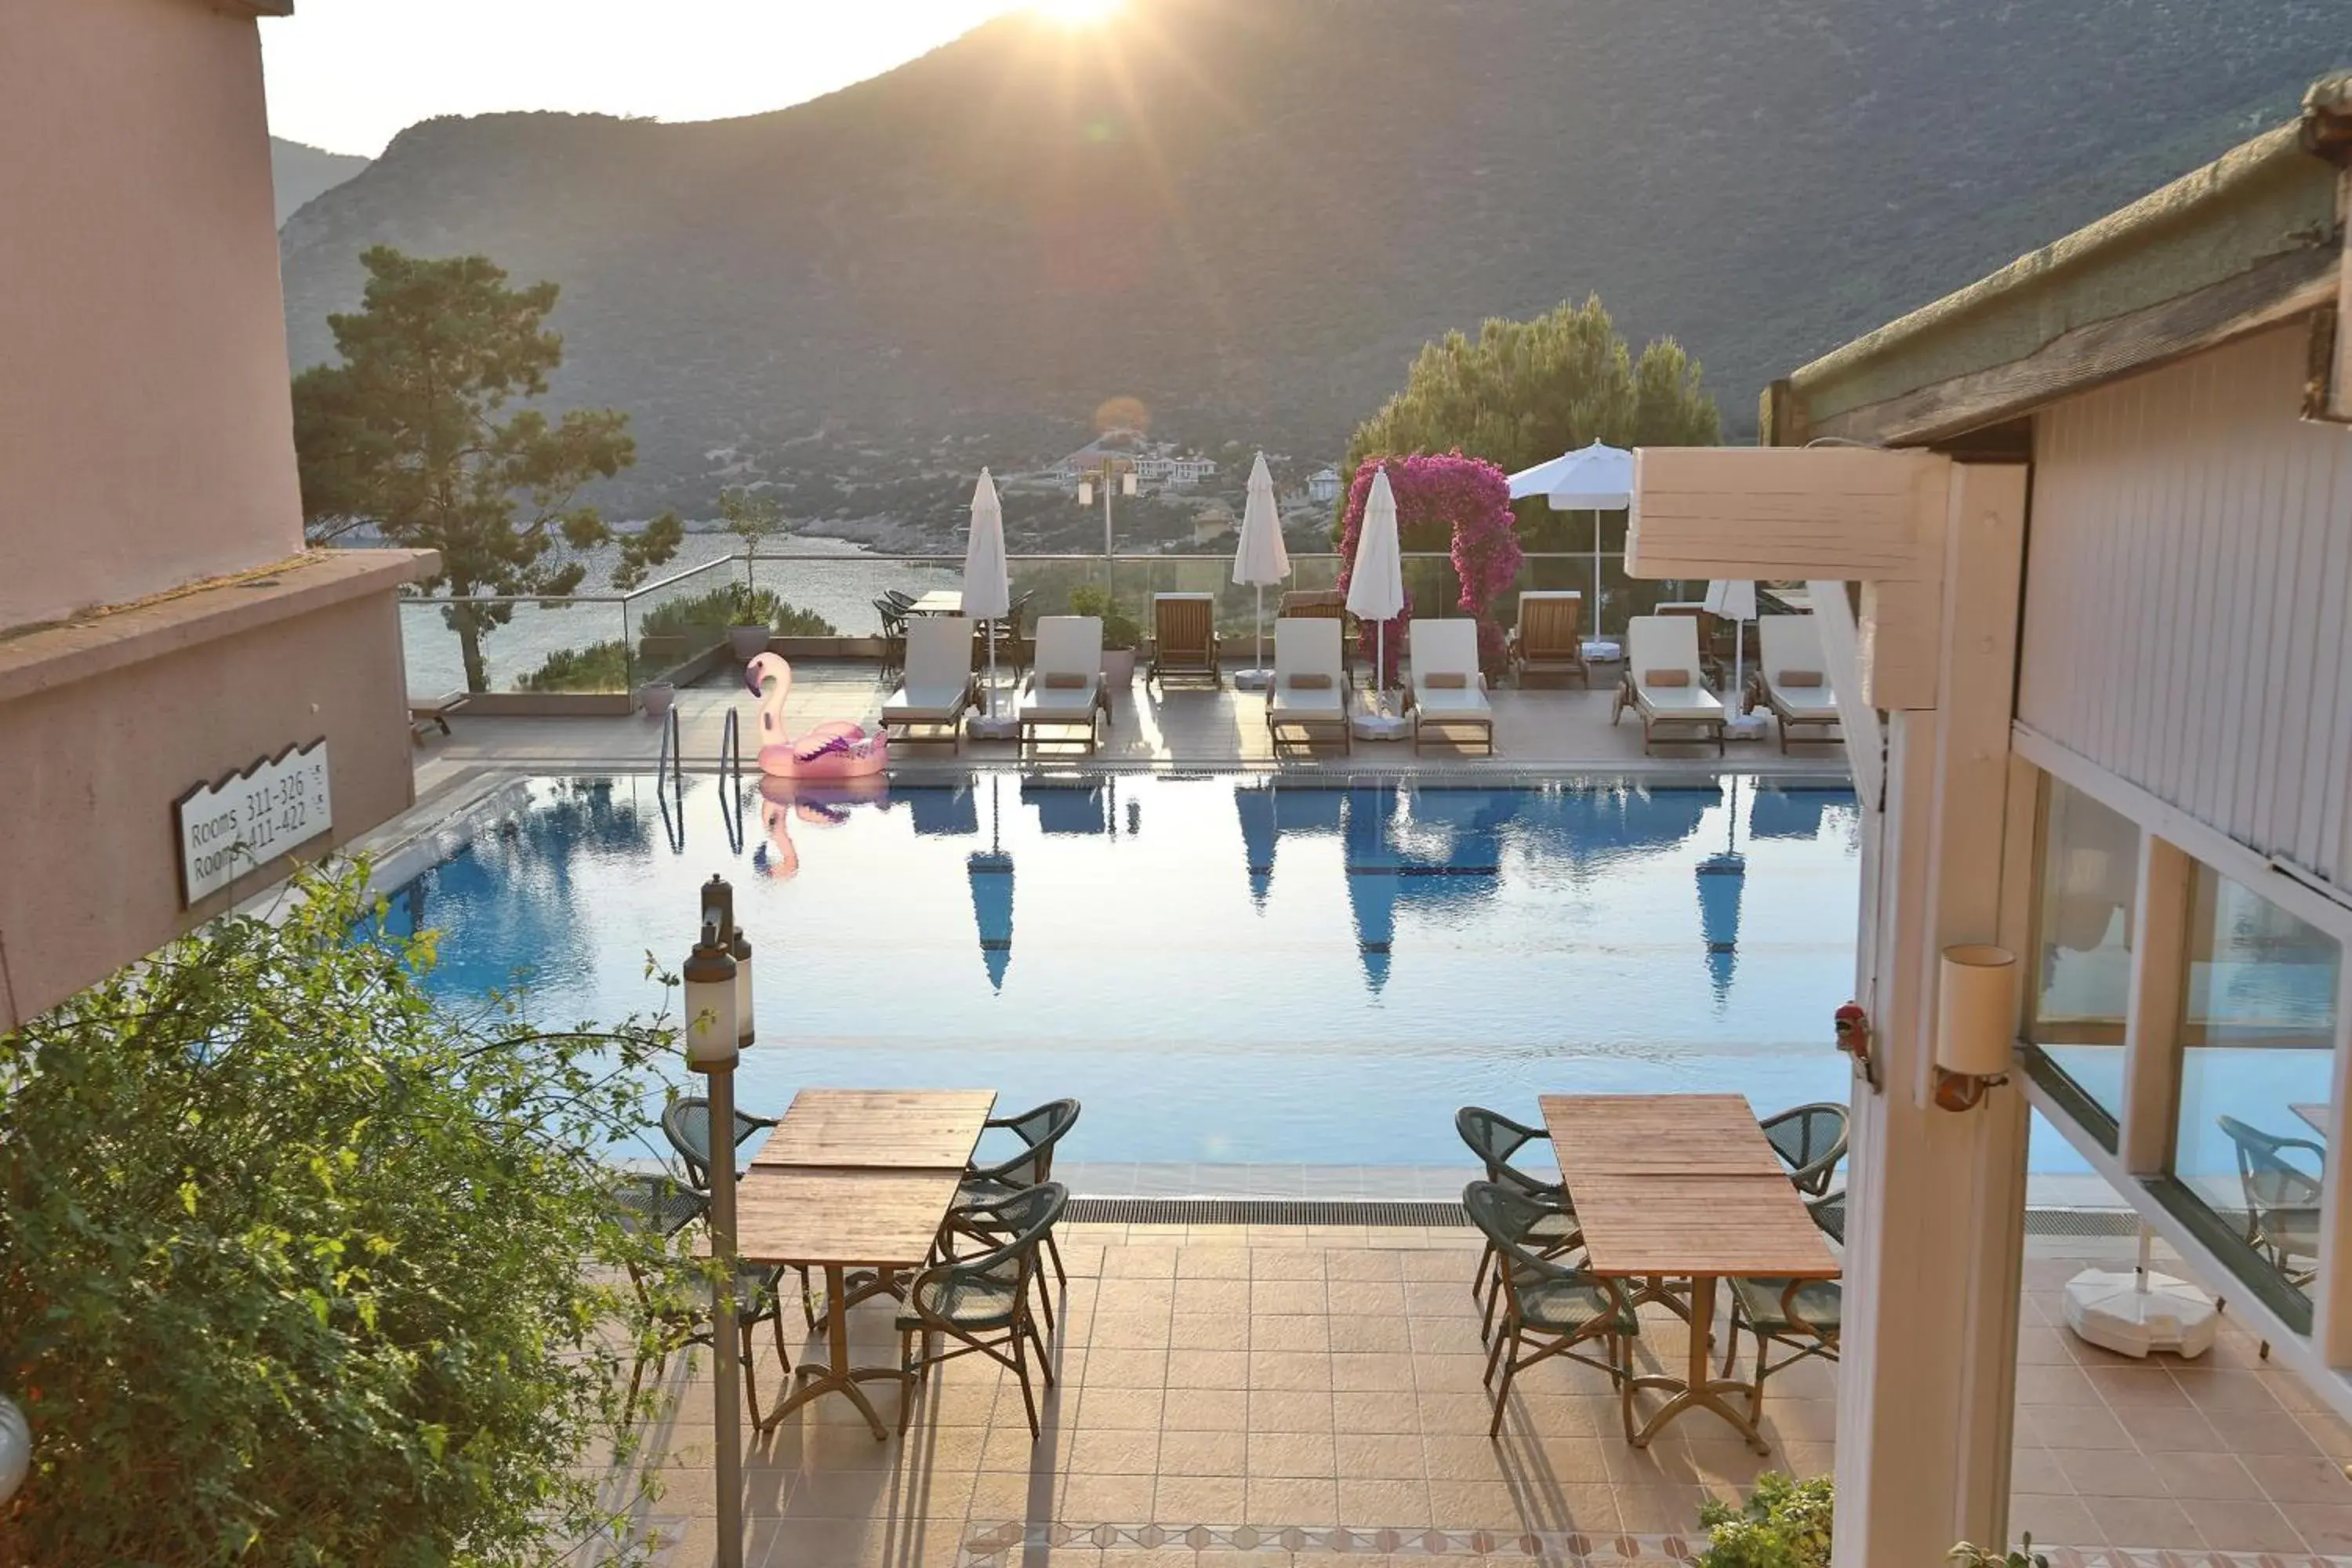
[0,549,435,702]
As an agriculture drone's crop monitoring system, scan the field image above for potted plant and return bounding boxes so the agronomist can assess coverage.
[638,679,676,718]
[1069,586,1143,691]
[719,487,784,659]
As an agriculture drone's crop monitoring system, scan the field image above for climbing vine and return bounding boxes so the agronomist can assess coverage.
[1335,452,1524,679]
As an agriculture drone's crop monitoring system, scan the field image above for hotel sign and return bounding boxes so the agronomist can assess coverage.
[175,740,333,906]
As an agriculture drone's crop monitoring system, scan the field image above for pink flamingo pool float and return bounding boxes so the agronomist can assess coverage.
[745,652,887,779]
[754,774,885,880]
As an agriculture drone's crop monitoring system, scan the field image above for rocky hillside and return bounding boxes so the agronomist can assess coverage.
[269,137,368,228]
[279,0,2343,524]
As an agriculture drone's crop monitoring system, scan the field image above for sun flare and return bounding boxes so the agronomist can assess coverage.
[1032,0,1124,26]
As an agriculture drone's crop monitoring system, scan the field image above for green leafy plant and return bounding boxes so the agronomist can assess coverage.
[1066,584,1142,652]
[1951,1538,2048,1567]
[1697,1472,1835,1568]
[0,862,685,1566]
[521,587,839,691]
[717,488,787,620]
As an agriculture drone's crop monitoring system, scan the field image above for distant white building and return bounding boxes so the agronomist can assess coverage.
[1046,433,1218,492]
[1305,465,1343,503]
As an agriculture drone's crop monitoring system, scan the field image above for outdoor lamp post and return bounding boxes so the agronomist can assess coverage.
[684,874,749,1568]
[1076,459,1138,598]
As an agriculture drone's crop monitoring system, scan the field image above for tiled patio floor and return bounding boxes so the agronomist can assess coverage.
[597,1226,2352,1568]
[414,665,1848,798]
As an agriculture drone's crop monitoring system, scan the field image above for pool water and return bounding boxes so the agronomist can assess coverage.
[371,771,2053,1173]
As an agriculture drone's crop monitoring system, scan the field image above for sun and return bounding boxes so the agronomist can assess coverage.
[1032,0,1124,25]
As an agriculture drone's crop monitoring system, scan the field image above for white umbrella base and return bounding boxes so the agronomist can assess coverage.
[1581,639,1623,662]
[1724,713,1772,741]
[2062,1269,2218,1359]
[967,686,1019,741]
[1350,698,1411,742]
[1232,669,1274,691]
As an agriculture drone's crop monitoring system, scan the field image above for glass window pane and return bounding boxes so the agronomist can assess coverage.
[2170,865,2341,1312]
[2024,780,2140,1132]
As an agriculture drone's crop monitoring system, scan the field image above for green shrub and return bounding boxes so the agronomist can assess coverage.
[1697,1472,1835,1568]
[519,586,839,690]
[1951,1539,2048,1567]
[0,864,682,1566]
[1066,584,1142,652]
[521,638,630,691]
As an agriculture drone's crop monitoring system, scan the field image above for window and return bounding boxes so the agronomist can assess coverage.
[2168,865,2341,1312]
[2023,780,2140,1142]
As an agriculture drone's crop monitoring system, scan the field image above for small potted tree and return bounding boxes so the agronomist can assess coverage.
[1068,586,1142,691]
[720,487,784,659]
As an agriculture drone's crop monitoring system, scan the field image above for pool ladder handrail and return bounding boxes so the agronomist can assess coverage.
[654,702,685,853]
[719,706,745,857]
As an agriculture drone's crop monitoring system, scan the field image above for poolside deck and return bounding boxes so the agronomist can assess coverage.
[412,666,1848,797]
[594,1226,2352,1568]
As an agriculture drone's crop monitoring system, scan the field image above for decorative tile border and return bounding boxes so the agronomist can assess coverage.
[958,1523,2352,1568]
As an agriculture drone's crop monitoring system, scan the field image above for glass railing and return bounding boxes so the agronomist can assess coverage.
[397,548,1718,695]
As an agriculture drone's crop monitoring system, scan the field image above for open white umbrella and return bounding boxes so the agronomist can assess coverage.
[1508,441,1632,659]
[1231,452,1290,691]
[1346,466,1407,736]
[1703,579,1765,739]
[963,470,1014,737]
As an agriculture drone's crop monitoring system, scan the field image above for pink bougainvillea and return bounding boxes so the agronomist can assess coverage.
[1336,452,1525,680]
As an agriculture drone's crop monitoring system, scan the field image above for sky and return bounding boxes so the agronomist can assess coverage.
[261,2,1107,158]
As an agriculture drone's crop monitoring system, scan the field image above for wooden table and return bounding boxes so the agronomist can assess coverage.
[2292,1102,2331,1138]
[906,590,964,616]
[1542,1094,1839,1453]
[729,1167,966,1439]
[751,1088,996,1171]
[736,1087,996,1439]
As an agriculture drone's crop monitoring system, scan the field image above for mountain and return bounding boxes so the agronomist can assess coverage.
[279,0,2343,532]
[269,137,369,228]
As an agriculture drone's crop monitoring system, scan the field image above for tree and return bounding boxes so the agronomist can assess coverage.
[0,862,681,1566]
[293,247,683,692]
[1337,296,1720,547]
[717,487,786,618]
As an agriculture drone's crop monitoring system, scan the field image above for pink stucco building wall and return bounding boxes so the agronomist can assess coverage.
[0,0,305,630]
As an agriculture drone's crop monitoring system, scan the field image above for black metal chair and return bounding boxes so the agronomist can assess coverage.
[873,598,909,681]
[898,1181,1066,1439]
[1464,1181,1636,1440]
[1722,1189,1846,1418]
[1759,1102,1849,1198]
[1455,1106,1580,1330]
[660,1097,819,1329]
[609,1173,793,1427]
[956,1099,1080,1301]
[2218,1115,2324,1286]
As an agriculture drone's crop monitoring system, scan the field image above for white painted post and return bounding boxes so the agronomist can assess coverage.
[1832,463,2032,1566]
[2314,960,2352,1366]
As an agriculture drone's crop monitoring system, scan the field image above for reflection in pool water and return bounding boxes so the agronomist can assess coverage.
[366,771,2074,1174]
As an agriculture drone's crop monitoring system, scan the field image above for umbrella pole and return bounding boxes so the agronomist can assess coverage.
[1255,585,1264,676]
[987,622,1000,718]
[1376,621,1386,717]
[1592,514,1602,654]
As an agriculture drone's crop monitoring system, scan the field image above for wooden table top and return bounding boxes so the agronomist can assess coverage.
[1541,1093,1787,1181]
[1570,1174,1841,1280]
[908,590,964,615]
[2292,1103,2331,1139]
[751,1087,997,1171]
[726,1167,964,1269]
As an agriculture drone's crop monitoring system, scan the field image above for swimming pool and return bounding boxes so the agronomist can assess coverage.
[376,771,1911,1174]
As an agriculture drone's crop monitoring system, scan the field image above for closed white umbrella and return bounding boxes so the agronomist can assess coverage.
[1231,452,1290,691]
[1346,466,1406,733]
[1703,579,1764,739]
[1507,441,1632,660]
[963,470,1014,736]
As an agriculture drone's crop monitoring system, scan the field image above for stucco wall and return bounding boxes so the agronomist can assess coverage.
[0,0,303,630]
[0,590,415,1029]
[2020,325,2352,890]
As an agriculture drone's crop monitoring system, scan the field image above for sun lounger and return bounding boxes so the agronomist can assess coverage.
[1266,616,1350,756]
[408,691,470,745]
[881,615,977,748]
[1407,619,1494,756]
[1277,589,1355,680]
[1749,615,1842,753]
[1018,615,1109,756]
[1149,593,1221,688]
[1505,591,1588,688]
[1613,615,1725,756]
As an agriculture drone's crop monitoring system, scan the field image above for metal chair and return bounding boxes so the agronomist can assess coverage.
[1759,1102,1849,1198]
[1464,1181,1637,1440]
[660,1097,818,1328]
[1455,1105,1580,1330]
[873,598,909,681]
[2217,1115,2324,1285]
[609,1173,792,1427]
[898,1182,1066,1439]
[957,1099,1080,1297]
[1722,1189,1846,1417]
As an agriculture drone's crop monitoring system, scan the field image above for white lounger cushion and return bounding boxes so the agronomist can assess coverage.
[1021,615,1104,719]
[1408,618,1491,717]
[1759,616,1839,717]
[884,616,973,720]
[1271,619,1345,718]
[1625,616,1724,718]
